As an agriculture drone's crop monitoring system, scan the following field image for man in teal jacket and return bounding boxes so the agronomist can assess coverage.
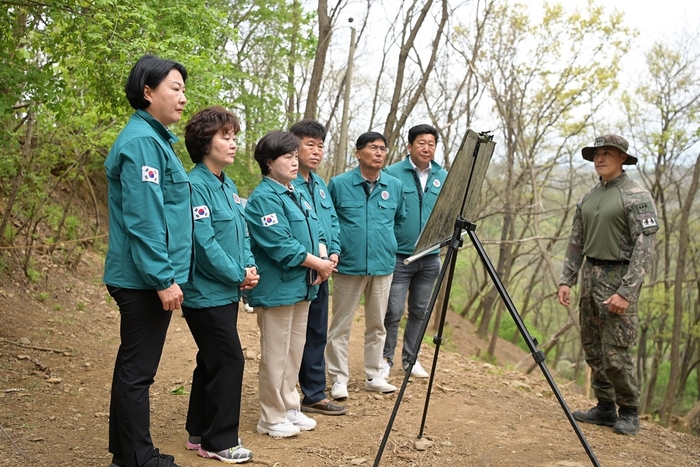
[290,120,347,416]
[326,131,406,399]
[382,124,448,380]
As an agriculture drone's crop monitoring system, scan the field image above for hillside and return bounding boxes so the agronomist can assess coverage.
[1,251,699,466]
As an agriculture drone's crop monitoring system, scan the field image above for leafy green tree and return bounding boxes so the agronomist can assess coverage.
[0,0,240,273]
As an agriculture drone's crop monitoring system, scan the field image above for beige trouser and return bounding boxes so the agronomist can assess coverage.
[257,301,310,424]
[326,273,393,383]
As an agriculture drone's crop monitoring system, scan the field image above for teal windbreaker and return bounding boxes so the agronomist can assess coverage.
[244,177,325,307]
[292,172,341,256]
[181,163,256,308]
[384,157,448,256]
[103,109,193,290]
[328,167,406,276]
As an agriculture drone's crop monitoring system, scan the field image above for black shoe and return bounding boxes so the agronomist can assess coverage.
[109,449,177,467]
[142,449,179,467]
[613,406,640,435]
[572,401,618,427]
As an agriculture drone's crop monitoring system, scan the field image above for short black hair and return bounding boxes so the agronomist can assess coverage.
[124,54,188,110]
[184,106,241,164]
[254,130,301,176]
[355,131,387,150]
[289,119,327,142]
[407,124,439,144]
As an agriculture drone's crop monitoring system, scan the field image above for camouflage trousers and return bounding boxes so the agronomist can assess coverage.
[579,261,639,408]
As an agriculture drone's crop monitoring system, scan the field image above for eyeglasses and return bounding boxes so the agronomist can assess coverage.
[364,144,388,153]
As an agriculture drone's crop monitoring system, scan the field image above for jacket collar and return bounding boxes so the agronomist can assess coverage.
[263,176,295,194]
[191,162,230,189]
[135,109,179,144]
[350,166,385,187]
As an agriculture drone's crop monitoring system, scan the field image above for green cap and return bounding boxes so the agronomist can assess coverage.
[581,134,637,165]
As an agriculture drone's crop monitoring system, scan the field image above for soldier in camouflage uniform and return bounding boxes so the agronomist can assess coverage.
[558,134,658,436]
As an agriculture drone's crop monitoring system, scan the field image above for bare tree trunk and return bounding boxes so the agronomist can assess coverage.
[660,154,700,424]
[421,0,496,168]
[642,322,666,413]
[285,0,301,123]
[519,318,575,374]
[0,111,34,245]
[487,301,503,356]
[303,0,332,119]
[383,0,448,152]
[50,150,88,254]
[670,397,700,433]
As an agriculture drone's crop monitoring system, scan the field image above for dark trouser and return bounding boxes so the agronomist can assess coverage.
[182,302,244,452]
[579,262,639,408]
[107,287,172,467]
[383,254,441,366]
[299,280,329,405]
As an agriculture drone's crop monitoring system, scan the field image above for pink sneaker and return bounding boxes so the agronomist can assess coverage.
[185,435,201,450]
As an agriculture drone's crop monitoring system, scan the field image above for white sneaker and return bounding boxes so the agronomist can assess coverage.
[243,303,254,313]
[286,409,317,431]
[198,444,253,463]
[405,360,429,378]
[365,376,396,393]
[380,359,391,379]
[256,419,300,438]
[330,382,348,400]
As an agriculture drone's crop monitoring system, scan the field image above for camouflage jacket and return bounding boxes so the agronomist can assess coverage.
[559,172,658,301]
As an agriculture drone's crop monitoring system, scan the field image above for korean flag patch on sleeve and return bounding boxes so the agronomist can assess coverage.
[142,166,159,184]
[193,205,210,220]
[261,213,279,227]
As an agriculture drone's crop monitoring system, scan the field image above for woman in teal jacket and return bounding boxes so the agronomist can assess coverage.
[244,131,335,439]
[180,107,258,464]
[104,54,191,467]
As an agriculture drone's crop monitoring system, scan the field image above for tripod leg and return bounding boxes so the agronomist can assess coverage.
[416,243,459,438]
[374,238,461,467]
[467,228,601,467]
[372,226,462,467]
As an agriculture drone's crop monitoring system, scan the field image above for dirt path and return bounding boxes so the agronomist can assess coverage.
[1,252,699,466]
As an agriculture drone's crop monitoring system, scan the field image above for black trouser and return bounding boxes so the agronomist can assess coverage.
[299,280,329,405]
[182,302,244,452]
[107,287,172,467]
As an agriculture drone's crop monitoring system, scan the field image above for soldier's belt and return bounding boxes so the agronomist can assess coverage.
[586,257,630,267]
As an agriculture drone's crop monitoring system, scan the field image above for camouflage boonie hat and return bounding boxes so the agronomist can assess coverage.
[581,134,638,165]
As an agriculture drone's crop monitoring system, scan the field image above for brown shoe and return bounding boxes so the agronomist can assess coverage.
[301,399,348,416]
